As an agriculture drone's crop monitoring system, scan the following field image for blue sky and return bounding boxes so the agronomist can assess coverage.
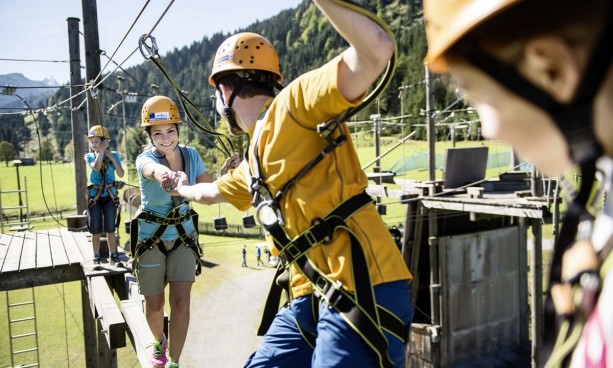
[0,0,303,84]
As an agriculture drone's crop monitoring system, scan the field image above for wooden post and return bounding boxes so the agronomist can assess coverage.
[67,17,88,215]
[425,65,436,181]
[81,0,103,128]
[81,280,97,367]
[530,219,543,368]
[89,276,126,349]
[97,318,117,368]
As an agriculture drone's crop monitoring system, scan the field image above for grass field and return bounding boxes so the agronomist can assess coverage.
[0,138,518,227]
[0,137,558,366]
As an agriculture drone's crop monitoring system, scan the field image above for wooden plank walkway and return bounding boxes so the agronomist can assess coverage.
[0,228,128,291]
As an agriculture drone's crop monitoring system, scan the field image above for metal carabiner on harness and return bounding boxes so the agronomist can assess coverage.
[139,34,160,60]
[317,118,347,148]
[256,200,285,227]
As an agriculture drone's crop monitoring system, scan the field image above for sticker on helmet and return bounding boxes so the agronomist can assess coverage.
[149,112,170,121]
[217,55,232,63]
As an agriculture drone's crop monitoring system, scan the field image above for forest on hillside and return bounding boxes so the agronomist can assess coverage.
[1,0,470,171]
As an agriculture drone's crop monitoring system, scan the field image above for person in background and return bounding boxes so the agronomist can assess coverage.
[165,1,413,366]
[423,0,613,366]
[256,245,264,267]
[242,244,247,267]
[85,124,124,270]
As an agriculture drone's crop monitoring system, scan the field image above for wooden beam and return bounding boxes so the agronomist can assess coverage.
[0,264,83,291]
[121,300,156,367]
[2,231,25,272]
[36,231,53,268]
[60,227,89,264]
[420,199,544,219]
[124,272,169,337]
[89,276,126,349]
[97,318,117,367]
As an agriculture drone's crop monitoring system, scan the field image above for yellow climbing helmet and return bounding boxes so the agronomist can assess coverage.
[424,0,523,73]
[141,96,182,126]
[209,32,283,87]
[87,125,110,141]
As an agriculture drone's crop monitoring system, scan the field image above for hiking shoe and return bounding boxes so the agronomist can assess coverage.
[110,254,124,268]
[165,362,180,368]
[148,336,167,367]
[93,256,102,271]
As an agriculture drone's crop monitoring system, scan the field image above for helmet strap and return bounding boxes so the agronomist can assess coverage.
[217,85,246,135]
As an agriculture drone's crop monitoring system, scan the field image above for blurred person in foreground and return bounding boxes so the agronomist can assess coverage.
[423,0,613,366]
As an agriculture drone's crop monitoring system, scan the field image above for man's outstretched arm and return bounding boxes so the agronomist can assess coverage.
[313,0,395,102]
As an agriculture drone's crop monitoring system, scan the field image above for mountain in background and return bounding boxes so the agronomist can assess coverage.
[0,73,60,111]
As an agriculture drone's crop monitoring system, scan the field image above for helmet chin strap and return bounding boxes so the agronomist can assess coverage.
[217,85,246,136]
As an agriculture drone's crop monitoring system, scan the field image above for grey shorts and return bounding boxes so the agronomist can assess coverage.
[135,237,198,296]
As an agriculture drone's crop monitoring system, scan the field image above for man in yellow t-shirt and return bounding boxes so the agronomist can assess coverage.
[167,1,412,366]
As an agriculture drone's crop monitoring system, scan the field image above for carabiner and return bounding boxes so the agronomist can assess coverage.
[139,34,160,60]
[255,200,278,227]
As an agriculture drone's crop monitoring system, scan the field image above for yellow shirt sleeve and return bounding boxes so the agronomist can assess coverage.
[216,160,252,212]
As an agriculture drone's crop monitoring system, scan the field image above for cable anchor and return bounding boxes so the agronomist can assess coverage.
[139,34,160,60]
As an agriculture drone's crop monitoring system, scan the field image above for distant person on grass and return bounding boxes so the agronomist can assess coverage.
[242,245,247,267]
[85,124,124,270]
[256,245,264,267]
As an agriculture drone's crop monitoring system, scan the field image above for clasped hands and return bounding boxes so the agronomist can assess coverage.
[160,171,187,195]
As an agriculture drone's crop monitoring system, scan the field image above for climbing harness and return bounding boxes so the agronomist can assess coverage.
[130,206,202,275]
[130,145,203,275]
[86,155,123,229]
[545,221,613,368]
[258,192,409,368]
[244,2,404,367]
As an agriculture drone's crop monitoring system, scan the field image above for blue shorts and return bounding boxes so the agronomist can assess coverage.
[244,280,412,368]
[87,196,117,234]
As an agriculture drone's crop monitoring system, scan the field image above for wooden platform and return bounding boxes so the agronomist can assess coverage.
[0,227,128,291]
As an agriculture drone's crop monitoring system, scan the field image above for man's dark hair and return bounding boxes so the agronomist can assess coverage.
[215,71,276,99]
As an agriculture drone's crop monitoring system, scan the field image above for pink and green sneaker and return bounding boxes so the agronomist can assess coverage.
[148,336,167,367]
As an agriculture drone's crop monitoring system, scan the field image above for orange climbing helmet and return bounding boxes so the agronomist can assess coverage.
[141,96,182,126]
[87,125,110,141]
[209,32,283,87]
[424,0,523,73]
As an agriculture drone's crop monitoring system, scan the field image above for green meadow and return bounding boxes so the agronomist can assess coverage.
[0,138,518,228]
[1,137,559,366]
